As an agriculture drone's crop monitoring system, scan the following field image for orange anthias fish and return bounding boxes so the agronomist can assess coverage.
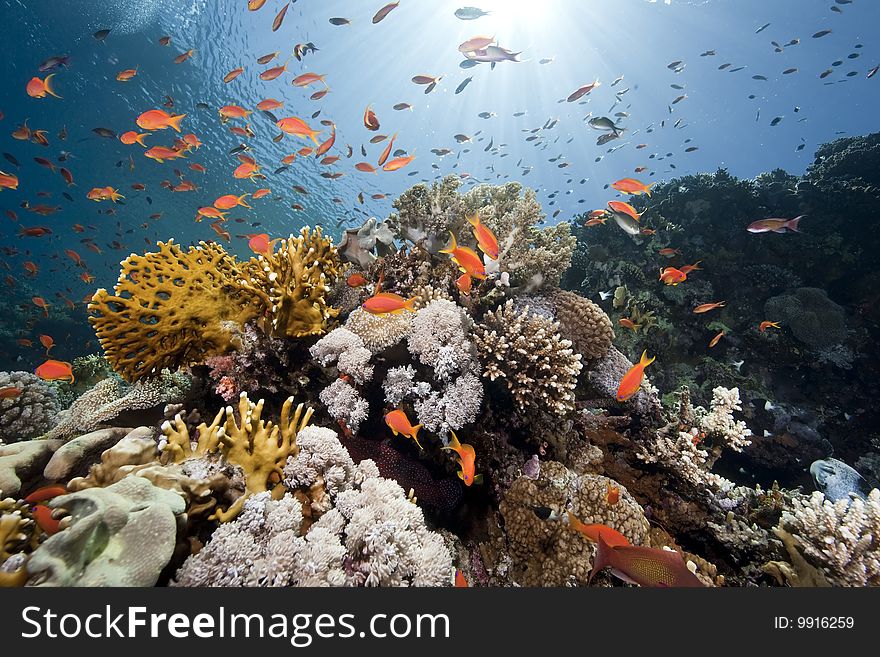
[145,146,186,163]
[174,48,195,64]
[693,301,725,314]
[247,233,273,255]
[659,267,687,286]
[233,161,261,180]
[747,215,804,234]
[618,318,639,332]
[30,504,62,535]
[363,104,380,131]
[378,132,397,167]
[35,359,74,383]
[219,105,251,120]
[456,272,472,295]
[196,206,227,222]
[252,188,271,199]
[276,117,321,145]
[709,331,725,348]
[0,386,23,399]
[316,126,336,158]
[454,570,469,588]
[26,74,62,99]
[611,177,655,196]
[440,232,486,280]
[606,482,620,506]
[442,431,482,486]
[136,109,186,132]
[346,273,368,287]
[467,212,499,260]
[223,66,244,83]
[292,72,327,87]
[39,334,54,354]
[567,512,630,548]
[382,154,415,171]
[616,350,655,402]
[355,162,377,173]
[214,193,251,210]
[607,200,640,221]
[86,186,125,202]
[25,485,68,504]
[0,170,19,190]
[384,408,424,450]
[363,292,417,315]
[257,98,284,111]
[658,247,681,257]
[116,67,138,81]
[759,320,781,333]
[589,535,704,587]
[679,261,702,275]
[120,131,150,146]
[182,133,202,149]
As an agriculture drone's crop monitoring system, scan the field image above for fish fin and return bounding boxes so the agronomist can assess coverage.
[135,134,149,147]
[466,212,480,228]
[439,231,458,255]
[239,194,252,208]
[447,430,462,452]
[44,74,62,98]
[786,215,804,232]
[309,131,321,146]
[473,474,484,485]
[589,534,611,584]
[645,182,655,197]
[403,296,418,312]
[640,350,656,368]
[168,114,187,132]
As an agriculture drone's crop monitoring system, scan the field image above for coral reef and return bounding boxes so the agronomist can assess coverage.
[0,371,60,443]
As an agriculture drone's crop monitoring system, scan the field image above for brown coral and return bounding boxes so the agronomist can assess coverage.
[542,288,614,361]
[161,392,313,520]
[242,226,342,339]
[89,240,261,382]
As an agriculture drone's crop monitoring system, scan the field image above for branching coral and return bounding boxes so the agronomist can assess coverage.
[242,226,342,339]
[474,301,582,415]
[161,392,312,520]
[0,371,60,443]
[89,240,262,382]
[696,386,753,452]
[310,328,374,385]
[407,299,475,381]
[174,427,452,587]
[319,379,369,434]
[779,489,880,587]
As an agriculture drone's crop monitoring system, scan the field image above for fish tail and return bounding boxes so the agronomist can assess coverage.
[238,194,252,209]
[640,350,656,368]
[439,231,458,255]
[466,212,480,228]
[309,130,321,146]
[135,133,149,147]
[786,215,805,232]
[403,296,418,312]
[447,430,462,452]
[589,535,612,584]
[168,114,187,132]
[412,424,424,450]
[43,74,62,98]
[645,182,655,197]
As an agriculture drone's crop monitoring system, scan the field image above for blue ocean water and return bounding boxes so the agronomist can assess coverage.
[0,0,878,368]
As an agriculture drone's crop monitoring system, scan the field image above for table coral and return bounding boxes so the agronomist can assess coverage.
[89,240,262,382]
[161,392,312,520]
[0,371,60,443]
[474,300,582,415]
[243,226,341,339]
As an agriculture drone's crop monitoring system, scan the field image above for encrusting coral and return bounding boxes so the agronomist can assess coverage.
[474,300,582,415]
[89,240,263,382]
[161,392,313,521]
[0,371,60,444]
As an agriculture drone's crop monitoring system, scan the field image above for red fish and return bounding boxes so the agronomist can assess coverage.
[659,266,687,286]
[759,320,781,333]
[247,233,272,255]
[35,359,74,383]
[590,535,704,587]
[454,569,468,587]
[440,231,486,280]
[467,212,499,260]
[346,273,368,287]
[276,117,321,144]
[137,109,186,132]
[456,272,472,295]
[611,177,654,196]
[693,301,725,314]
[616,350,655,402]
[567,512,630,548]
[26,74,62,99]
[363,292,417,315]
[382,154,415,171]
[606,482,620,505]
[363,104,380,131]
[39,334,54,354]
[747,215,804,234]
[708,331,725,348]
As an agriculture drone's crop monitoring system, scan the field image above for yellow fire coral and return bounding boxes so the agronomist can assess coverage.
[161,392,313,521]
[242,226,342,339]
[88,240,261,382]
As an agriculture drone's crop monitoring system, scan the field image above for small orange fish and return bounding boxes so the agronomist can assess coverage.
[456,272,472,295]
[297,147,314,157]
[363,104,380,131]
[708,331,725,348]
[30,504,62,535]
[440,231,486,280]
[0,386,23,399]
[454,570,469,588]
[346,273,368,287]
[136,109,186,132]
[260,62,289,81]
[120,131,150,146]
[658,247,681,257]
[659,266,687,286]
[0,170,19,190]
[679,261,702,275]
[252,188,271,199]
[219,105,251,120]
[611,177,654,196]
[182,133,203,149]
[248,233,272,255]
[188,163,206,173]
[233,161,261,180]
[616,350,655,402]
[210,221,231,242]
[378,132,397,166]
[385,408,423,450]
[442,431,482,486]
[24,485,68,504]
[80,271,95,284]
[590,535,704,587]
[174,48,195,64]
[87,186,124,202]
[195,206,227,222]
[606,481,620,505]
[316,126,336,157]
[292,72,327,87]
[584,216,607,227]
[467,212,499,260]
[363,292,417,315]
[276,116,321,144]
[64,249,84,266]
[693,301,725,314]
[382,154,415,171]
[607,200,640,221]
[116,67,138,81]
[567,512,630,548]
[145,146,186,163]
[618,318,639,331]
[759,321,781,333]
[26,74,62,99]
[256,98,284,111]
[223,67,244,83]
[39,334,54,354]
[35,359,74,383]
[214,193,251,210]
[355,162,378,173]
